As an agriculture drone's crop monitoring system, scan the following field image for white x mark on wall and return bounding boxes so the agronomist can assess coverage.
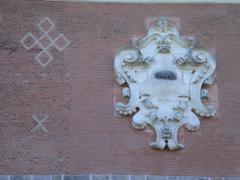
[31,114,48,133]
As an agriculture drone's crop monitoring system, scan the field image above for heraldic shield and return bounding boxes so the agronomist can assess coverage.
[114,17,217,150]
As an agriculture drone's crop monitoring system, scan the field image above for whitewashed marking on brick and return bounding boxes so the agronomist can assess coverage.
[89,175,92,180]
[41,73,47,77]
[21,17,70,68]
[31,114,48,133]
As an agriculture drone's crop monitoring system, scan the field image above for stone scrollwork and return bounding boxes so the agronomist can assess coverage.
[114,17,217,150]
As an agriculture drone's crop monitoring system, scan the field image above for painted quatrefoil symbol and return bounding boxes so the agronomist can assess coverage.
[21,17,70,68]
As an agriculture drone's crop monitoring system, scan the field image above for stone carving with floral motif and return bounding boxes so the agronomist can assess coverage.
[114,17,217,150]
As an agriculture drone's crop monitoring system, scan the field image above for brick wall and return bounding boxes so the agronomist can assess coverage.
[0,0,240,176]
[0,175,239,180]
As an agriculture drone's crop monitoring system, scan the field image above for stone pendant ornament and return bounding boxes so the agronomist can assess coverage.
[114,17,217,150]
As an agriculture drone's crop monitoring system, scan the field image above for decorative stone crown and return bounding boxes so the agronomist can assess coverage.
[114,16,217,150]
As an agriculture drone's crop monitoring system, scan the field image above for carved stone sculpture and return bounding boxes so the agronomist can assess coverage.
[114,17,217,150]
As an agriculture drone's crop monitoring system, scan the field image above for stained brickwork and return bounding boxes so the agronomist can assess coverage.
[0,176,239,180]
[0,0,240,176]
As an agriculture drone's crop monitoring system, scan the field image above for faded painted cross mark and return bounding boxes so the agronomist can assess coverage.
[31,114,48,133]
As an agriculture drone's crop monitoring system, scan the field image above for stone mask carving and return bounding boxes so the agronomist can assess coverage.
[114,17,217,150]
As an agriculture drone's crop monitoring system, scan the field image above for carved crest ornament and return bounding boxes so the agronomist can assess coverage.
[114,17,217,150]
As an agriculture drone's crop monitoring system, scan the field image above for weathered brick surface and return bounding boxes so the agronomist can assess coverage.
[0,0,240,176]
[1,175,240,180]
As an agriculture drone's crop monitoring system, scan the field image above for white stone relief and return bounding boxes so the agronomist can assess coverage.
[114,17,217,150]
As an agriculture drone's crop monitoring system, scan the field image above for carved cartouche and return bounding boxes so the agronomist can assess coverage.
[114,17,217,150]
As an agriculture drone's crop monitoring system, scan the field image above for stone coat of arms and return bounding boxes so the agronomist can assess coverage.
[114,17,217,150]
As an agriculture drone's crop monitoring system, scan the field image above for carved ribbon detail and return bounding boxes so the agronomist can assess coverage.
[114,17,217,150]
